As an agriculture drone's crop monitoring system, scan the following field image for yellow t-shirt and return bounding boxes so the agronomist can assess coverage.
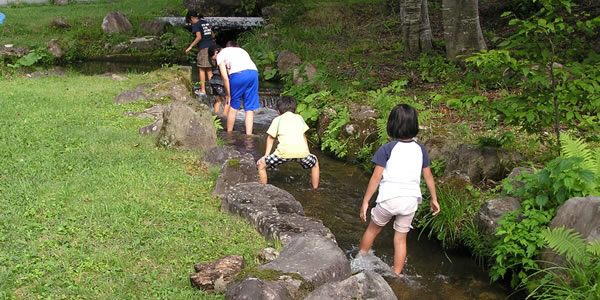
[267,112,310,159]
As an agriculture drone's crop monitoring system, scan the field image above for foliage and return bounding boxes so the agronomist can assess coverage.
[491,134,600,287]
[466,0,600,143]
[7,48,50,69]
[525,227,600,299]
[430,159,446,178]
[404,53,461,83]
[213,115,224,131]
[416,185,485,249]
[320,107,350,158]
[0,73,267,298]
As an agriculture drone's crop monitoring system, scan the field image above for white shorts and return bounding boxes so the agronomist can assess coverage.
[370,196,419,233]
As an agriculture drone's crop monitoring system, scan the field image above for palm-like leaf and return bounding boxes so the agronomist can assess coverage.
[560,134,594,172]
[543,227,588,265]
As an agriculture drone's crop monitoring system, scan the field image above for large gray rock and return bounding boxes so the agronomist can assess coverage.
[112,36,161,53]
[115,90,146,104]
[46,39,63,58]
[350,251,396,277]
[0,45,29,58]
[541,196,600,266]
[475,196,521,236]
[260,234,351,287]
[222,183,335,244]
[338,103,380,161]
[226,277,292,300]
[157,101,217,151]
[139,119,163,136]
[53,0,68,5]
[444,144,523,183]
[222,182,303,216]
[277,50,301,74]
[423,136,460,162]
[292,63,317,86]
[140,20,168,35]
[102,11,132,34]
[305,271,397,300]
[203,146,242,168]
[213,155,259,197]
[49,17,71,29]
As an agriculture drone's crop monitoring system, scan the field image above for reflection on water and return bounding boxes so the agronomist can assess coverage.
[221,120,519,299]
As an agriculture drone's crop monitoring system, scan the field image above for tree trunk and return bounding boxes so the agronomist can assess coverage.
[442,0,487,60]
[401,0,433,55]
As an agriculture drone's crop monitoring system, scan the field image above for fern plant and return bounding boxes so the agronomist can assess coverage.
[525,227,600,300]
[560,134,600,182]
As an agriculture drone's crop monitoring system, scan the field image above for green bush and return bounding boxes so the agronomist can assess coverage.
[490,134,600,287]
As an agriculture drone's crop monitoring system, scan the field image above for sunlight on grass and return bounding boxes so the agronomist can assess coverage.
[0,72,266,298]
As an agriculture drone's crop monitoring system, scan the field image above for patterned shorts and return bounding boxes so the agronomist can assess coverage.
[264,154,318,169]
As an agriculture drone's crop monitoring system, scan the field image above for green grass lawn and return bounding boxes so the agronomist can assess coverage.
[0,71,267,299]
[0,0,183,48]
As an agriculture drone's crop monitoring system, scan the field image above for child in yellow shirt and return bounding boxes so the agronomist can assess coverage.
[257,96,320,189]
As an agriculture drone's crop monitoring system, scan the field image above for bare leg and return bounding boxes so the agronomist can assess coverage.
[223,101,230,117]
[257,159,268,184]
[359,220,384,254]
[227,107,237,132]
[214,95,222,114]
[206,69,213,81]
[199,68,206,94]
[244,110,254,135]
[311,160,320,189]
[393,231,408,275]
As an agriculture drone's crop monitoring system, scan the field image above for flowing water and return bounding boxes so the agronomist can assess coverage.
[221,114,520,300]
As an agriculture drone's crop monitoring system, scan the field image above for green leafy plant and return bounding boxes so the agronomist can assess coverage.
[7,48,50,69]
[321,107,350,158]
[491,134,600,287]
[213,115,223,131]
[467,0,600,144]
[525,227,600,299]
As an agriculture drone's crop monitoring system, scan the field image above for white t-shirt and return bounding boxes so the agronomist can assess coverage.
[216,47,257,75]
[371,140,430,203]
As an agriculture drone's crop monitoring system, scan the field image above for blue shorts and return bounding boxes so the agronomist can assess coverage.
[230,70,259,111]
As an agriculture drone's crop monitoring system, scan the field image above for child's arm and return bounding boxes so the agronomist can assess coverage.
[423,167,440,215]
[264,135,275,157]
[185,32,202,53]
[360,165,384,222]
[218,62,230,104]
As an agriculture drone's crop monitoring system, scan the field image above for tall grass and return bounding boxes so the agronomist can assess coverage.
[0,71,266,298]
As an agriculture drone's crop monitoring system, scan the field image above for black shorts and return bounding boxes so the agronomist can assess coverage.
[264,153,318,169]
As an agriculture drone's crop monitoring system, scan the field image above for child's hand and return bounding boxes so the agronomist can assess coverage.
[185,46,192,53]
[256,156,266,167]
[430,199,441,216]
[360,202,369,222]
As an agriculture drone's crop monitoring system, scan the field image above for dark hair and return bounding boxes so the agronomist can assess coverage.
[225,40,239,47]
[185,11,203,23]
[208,45,222,63]
[277,96,297,113]
[386,104,419,139]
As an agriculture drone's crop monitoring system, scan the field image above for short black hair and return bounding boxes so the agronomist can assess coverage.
[185,11,203,23]
[277,96,297,113]
[208,45,222,62]
[386,104,419,139]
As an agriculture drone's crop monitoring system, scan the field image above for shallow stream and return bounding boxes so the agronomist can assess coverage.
[221,117,518,300]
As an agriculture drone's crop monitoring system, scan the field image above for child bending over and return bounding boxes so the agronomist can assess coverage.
[358,104,440,275]
[257,96,320,189]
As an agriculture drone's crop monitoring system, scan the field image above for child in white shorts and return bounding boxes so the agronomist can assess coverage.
[358,104,440,275]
